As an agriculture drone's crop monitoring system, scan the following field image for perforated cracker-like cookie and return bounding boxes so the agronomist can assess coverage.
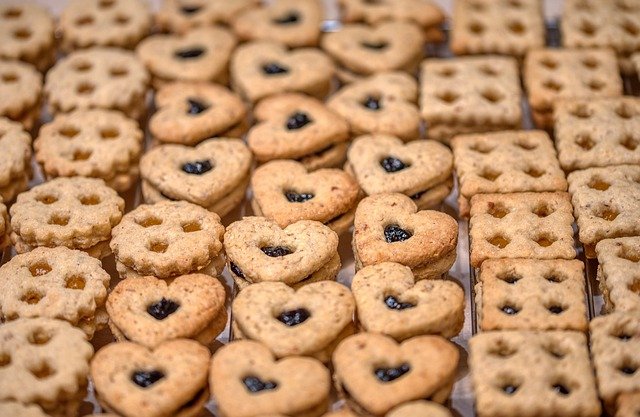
[595,237,640,313]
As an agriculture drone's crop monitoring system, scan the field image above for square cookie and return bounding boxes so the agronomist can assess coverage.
[523,48,623,129]
[567,165,640,258]
[420,56,522,143]
[469,330,601,417]
[595,237,640,313]
[476,259,588,332]
[452,130,567,217]
[451,0,545,58]
[469,192,576,268]
[554,97,640,172]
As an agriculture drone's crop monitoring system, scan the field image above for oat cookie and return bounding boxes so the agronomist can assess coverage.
[92,339,211,417]
[45,47,149,120]
[0,402,49,417]
[0,117,31,203]
[595,237,640,313]
[0,200,9,251]
[0,318,94,417]
[0,60,42,130]
[352,193,458,280]
[451,130,567,217]
[35,109,143,193]
[420,56,522,143]
[387,401,453,417]
[469,330,601,417]
[469,192,576,268]
[156,0,259,34]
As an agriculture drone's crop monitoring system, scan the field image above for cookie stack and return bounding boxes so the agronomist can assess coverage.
[0,118,31,203]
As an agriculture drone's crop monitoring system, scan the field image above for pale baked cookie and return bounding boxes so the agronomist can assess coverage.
[10,177,125,259]
[617,392,640,417]
[0,118,31,203]
[595,237,640,313]
[0,318,94,417]
[0,402,49,417]
[352,193,458,280]
[420,56,522,143]
[45,47,150,120]
[0,60,42,130]
[387,401,453,417]
[0,200,9,251]
[35,109,143,193]
[469,330,602,417]
[156,0,259,34]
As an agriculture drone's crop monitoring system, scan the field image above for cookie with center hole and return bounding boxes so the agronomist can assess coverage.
[0,118,32,203]
[0,60,42,131]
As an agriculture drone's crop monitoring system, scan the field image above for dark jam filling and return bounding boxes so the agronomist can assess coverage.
[272,11,300,24]
[374,363,410,382]
[362,96,382,110]
[361,40,389,50]
[132,370,165,388]
[277,308,310,326]
[182,159,213,175]
[286,111,312,130]
[384,224,412,243]
[384,295,415,310]
[262,62,289,75]
[261,246,293,257]
[243,376,278,393]
[380,156,409,173]
[230,262,245,279]
[174,47,206,59]
[187,98,209,115]
[284,191,314,202]
[147,298,180,320]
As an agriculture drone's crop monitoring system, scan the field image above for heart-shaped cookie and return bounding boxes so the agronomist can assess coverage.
[231,41,335,103]
[92,339,210,417]
[156,0,259,34]
[107,274,227,348]
[352,193,458,279]
[352,262,464,340]
[210,340,331,417]
[332,332,459,416]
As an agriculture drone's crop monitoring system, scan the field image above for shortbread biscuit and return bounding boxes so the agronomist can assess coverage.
[595,237,640,313]
[0,60,42,130]
[0,117,31,203]
[156,0,259,34]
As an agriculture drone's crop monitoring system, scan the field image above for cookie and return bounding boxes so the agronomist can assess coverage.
[352,193,458,280]
[211,339,331,417]
[10,177,125,259]
[156,0,259,34]
[140,138,252,218]
[136,26,237,89]
[231,41,335,103]
[469,192,576,268]
[523,48,623,128]
[327,72,420,141]
[352,262,464,340]
[595,237,640,313]
[110,200,225,280]
[451,130,567,217]
[346,134,453,210]
[45,47,150,120]
[251,160,361,236]
[0,318,94,417]
[0,199,9,251]
[0,402,49,417]
[333,333,459,415]
[59,0,152,51]
[107,273,227,348]
[0,2,55,72]
[387,401,453,417]
[0,60,42,130]
[0,117,31,203]
[232,0,323,48]
[150,82,247,145]
[617,391,640,417]
[91,339,211,417]
[567,165,640,258]
[224,216,340,289]
[34,109,144,193]
[420,56,522,143]
[469,330,601,417]
[247,93,350,170]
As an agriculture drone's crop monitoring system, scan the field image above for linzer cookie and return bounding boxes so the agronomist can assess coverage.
[34,109,144,193]
[224,217,340,289]
[59,0,152,51]
[567,165,640,258]
[420,56,522,143]
[0,117,31,203]
[327,72,420,141]
[0,60,42,130]
[451,130,567,217]
[352,193,458,280]
[140,139,252,218]
[0,247,110,338]
[150,82,247,145]
[110,201,225,280]
[469,192,576,268]
[10,177,125,259]
[523,48,623,129]
[0,199,9,251]
[247,93,350,170]
[0,318,94,417]
[469,331,601,417]
[595,237,640,313]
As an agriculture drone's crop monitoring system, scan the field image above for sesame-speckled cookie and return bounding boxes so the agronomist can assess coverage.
[156,0,259,34]
[0,60,42,130]
[0,117,32,203]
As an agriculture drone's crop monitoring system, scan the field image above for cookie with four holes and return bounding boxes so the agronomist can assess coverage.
[0,60,42,131]
[251,160,361,236]
[140,138,252,218]
[150,82,247,146]
[110,201,225,280]
[333,332,459,415]
[0,117,32,203]
[91,339,211,417]
[34,109,144,193]
[231,41,335,103]
[156,0,259,34]
[10,177,125,259]
[210,339,331,417]
[595,236,640,313]
[346,134,454,210]
[247,93,350,170]
[352,193,458,280]
[224,217,341,289]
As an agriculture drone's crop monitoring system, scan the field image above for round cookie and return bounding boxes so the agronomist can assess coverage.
[156,0,260,34]
[0,60,42,130]
[0,117,31,203]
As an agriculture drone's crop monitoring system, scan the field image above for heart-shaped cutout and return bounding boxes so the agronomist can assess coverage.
[210,340,330,417]
[92,339,210,417]
[332,332,459,416]
[352,262,464,340]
